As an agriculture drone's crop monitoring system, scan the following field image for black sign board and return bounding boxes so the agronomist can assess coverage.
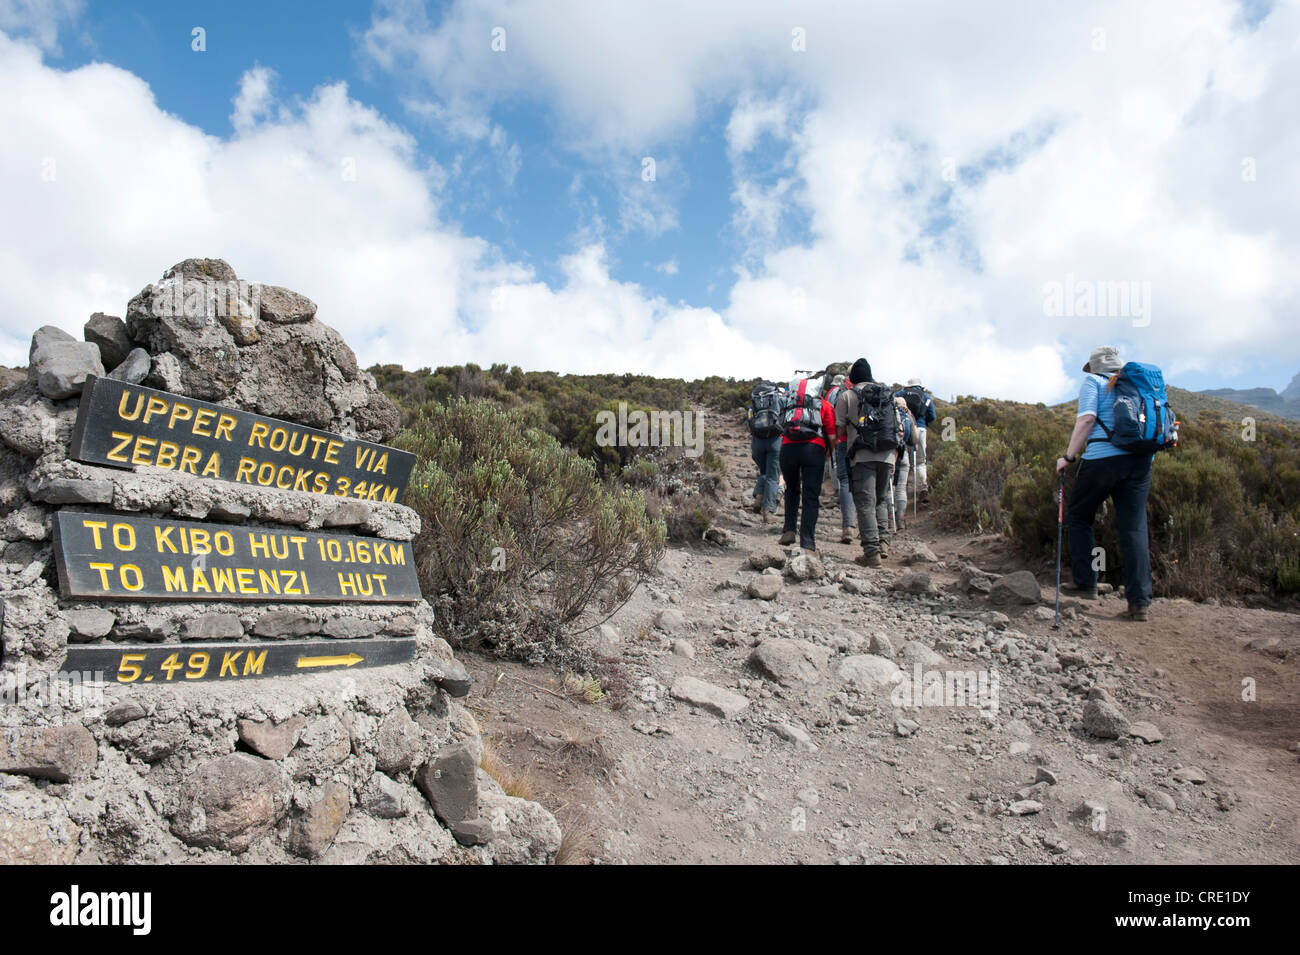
[52,511,420,603]
[61,638,416,684]
[69,376,416,503]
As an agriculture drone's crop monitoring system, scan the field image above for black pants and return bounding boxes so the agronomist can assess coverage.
[780,441,826,550]
[1066,454,1153,607]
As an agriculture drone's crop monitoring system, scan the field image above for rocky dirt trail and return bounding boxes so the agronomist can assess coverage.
[465,412,1300,864]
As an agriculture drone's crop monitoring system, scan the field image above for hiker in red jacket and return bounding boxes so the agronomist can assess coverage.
[778,375,837,551]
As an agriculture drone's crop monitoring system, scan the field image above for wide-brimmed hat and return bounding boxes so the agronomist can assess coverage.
[1083,346,1122,375]
[906,378,922,387]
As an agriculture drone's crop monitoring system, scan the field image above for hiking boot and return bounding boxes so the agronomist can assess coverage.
[1126,605,1149,622]
[878,544,890,560]
[896,518,906,531]
[840,526,854,544]
[752,494,764,514]
[1063,583,1098,600]
[762,509,773,525]
[854,552,882,568]
[778,530,796,545]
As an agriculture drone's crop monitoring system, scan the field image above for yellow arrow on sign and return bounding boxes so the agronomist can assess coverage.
[296,653,364,669]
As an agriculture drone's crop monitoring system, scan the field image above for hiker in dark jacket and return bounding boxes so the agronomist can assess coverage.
[779,377,837,551]
[750,382,786,523]
[1056,345,1154,622]
[835,358,895,567]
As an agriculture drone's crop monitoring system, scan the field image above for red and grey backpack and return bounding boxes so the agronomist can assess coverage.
[781,377,824,440]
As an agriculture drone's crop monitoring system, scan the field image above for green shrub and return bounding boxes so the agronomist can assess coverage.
[396,398,666,661]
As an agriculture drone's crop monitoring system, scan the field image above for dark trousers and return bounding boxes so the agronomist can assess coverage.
[1066,454,1153,607]
[780,441,826,550]
[851,460,893,554]
[750,435,783,513]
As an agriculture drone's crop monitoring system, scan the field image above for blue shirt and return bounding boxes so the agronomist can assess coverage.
[1077,374,1127,460]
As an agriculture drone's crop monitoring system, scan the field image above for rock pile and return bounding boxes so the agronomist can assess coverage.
[0,258,560,864]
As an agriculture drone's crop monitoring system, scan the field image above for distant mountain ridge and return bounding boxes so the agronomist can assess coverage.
[1199,371,1300,421]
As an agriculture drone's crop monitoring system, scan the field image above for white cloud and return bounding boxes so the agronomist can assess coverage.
[0,0,81,53]
[360,0,1300,401]
[0,34,784,383]
[3,1,1297,406]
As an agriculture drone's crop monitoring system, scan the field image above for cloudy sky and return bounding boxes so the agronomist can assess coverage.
[2,0,1295,402]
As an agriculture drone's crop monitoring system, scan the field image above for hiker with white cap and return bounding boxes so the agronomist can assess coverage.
[896,378,937,497]
[1055,345,1156,622]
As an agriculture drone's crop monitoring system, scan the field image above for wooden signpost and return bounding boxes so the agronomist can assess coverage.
[61,638,417,684]
[69,376,416,503]
[53,511,421,603]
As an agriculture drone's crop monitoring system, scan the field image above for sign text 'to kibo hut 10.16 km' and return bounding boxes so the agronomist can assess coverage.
[69,376,416,503]
[52,511,421,603]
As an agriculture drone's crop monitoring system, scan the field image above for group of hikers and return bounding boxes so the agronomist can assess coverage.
[748,360,936,568]
[747,346,1177,622]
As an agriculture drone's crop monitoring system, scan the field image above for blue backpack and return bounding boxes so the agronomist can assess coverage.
[1095,361,1179,455]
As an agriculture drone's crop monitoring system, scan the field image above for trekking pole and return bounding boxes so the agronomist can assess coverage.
[1053,469,1065,630]
[911,447,918,517]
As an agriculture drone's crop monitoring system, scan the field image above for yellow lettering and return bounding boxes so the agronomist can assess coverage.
[167,402,193,431]
[117,390,143,421]
[82,519,108,549]
[154,525,177,553]
[235,457,257,484]
[243,650,267,676]
[89,561,113,590]
[142,396,168,424]
[201,452,220,478]
[193,408,215,437]
[211,567,235,594]
[219,651,243,677]
[112,522,135,552]
[107,431,133,463]
[258,568,281,594]
[155,441,179,469]
[179,446,201,474]
[131,436,157,465]
[248,421,269,448]
[162,565,186,593]
[215,413,236,442]
[325,440,342,464]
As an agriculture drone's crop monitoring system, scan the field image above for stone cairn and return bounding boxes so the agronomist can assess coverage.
[0,258,560,863]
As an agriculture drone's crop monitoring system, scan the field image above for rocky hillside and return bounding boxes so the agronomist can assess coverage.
[463,408,1299,864]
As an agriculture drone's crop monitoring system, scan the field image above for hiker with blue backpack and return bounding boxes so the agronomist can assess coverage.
[1055,346,1179,622]
[747,380,787,523]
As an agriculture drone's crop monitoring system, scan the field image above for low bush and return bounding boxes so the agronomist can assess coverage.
[396,398,666,662]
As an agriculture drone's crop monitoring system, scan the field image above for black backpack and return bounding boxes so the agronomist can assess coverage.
[850,382,899,454]
[900,385,927,422]
[747,381,784,439]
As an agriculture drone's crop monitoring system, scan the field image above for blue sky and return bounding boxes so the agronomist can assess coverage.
[3,0,1297,402]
